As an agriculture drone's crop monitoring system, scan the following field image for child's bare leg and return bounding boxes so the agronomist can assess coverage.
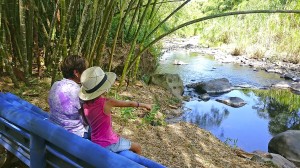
[130,142,141,154]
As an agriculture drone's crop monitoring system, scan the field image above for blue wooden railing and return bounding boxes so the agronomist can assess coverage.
[0,92,144,168]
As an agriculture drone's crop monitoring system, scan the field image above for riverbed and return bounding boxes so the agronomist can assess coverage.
[155,46,300,153]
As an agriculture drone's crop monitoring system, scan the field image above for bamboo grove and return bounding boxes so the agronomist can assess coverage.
[0,0,191,88]
[1,0,300,89]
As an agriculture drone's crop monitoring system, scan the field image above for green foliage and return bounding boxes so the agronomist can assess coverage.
[201,0,244,14]
[159,1,204,37]
[224,138,238,148]
[254,89,300,114]
[143,104,165,126]
[198,0,300,62]
[107,16,121,47]
[167,97,181,105]
[142,74,151,84]
[5,0,300,87]
[120,107,137,120]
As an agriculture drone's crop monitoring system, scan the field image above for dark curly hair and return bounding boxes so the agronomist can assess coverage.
[60,55,87,79]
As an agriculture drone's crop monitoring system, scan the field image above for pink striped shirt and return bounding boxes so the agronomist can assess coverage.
[83,97,119,147]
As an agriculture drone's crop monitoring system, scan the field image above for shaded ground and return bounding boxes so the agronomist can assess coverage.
[0,77,275,168]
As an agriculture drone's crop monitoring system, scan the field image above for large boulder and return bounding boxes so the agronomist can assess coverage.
[150,73,184,99]
[268,130,300,167]
[186,78,232,95]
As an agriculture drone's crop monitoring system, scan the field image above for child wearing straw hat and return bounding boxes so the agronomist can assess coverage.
[79,66,151,154]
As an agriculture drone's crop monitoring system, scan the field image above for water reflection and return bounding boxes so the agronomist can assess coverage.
[183,105,229,128]
[181,89,300,152]
[252,89,300,135]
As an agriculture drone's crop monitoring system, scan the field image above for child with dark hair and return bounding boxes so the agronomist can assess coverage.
[48,55,89,137]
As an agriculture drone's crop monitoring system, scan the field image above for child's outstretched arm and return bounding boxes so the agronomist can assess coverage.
[106,98,152,110]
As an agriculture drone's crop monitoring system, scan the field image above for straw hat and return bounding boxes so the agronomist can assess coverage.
[79,66,116,101]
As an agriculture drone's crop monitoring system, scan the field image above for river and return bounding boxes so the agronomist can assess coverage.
[155,48,300,153]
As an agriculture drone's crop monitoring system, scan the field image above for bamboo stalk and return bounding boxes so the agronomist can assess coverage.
[125,0,141,41]
[44,0,59,68]
[51,0,78,85]
[87,0,106,65]
[108,0,126,71]
[0,0,3,73]
[0,0,2,29]
[19,0,30,85]
[119,0,137,45]
[145,0,191,40]
[88,0,115,66]
[27,0,34,75]
[1,18,19,87]
[71,0,91,55]
[95,0,116,66]
[119,0,152,88]
[84,0,99,63]
[4,59,19,88]
[6,1,23,67]
[132,0,159,81]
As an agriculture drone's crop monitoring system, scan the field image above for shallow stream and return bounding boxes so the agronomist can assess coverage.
[155,50,300,152]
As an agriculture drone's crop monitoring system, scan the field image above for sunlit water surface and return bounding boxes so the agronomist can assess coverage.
[155,50,300,152]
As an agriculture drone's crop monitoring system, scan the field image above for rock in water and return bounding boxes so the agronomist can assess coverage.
[216,97,246,108]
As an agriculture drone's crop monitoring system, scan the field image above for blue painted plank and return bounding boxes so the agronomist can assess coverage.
[0,93,144,168]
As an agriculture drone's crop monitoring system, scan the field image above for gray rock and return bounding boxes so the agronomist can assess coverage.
[269,153,297,168]
[199,93,210,101]
[251,151,297,168]
[187,78,232,95]
[282,73,295,80]
[292,77,300,82]
[268,130,300,167]
[234,83,253,89]
[271,81,291,89]
[216,97,246,108]
[291,83,300,94]
[151,73,184,99]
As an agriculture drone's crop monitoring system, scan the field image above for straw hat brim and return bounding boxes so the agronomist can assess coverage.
[79,72,116,101]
